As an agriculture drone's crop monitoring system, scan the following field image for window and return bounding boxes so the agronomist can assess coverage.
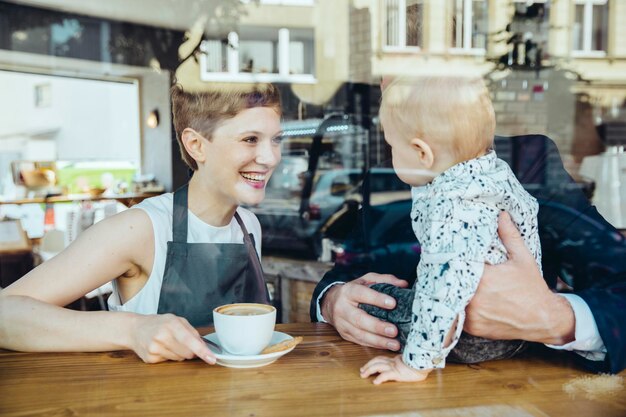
[383,0,423,50]
[200,27,315,83]
[572,0,608,56]
[450,0,488,53]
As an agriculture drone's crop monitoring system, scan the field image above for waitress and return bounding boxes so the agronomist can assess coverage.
[0,83,283,365]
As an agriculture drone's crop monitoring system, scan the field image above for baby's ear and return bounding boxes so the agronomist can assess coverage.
[181,128,206,164]
[410,137,434,169]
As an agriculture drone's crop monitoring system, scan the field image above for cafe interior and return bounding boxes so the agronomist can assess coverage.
[0,1,625,416]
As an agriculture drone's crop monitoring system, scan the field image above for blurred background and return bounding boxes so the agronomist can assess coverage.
[0,0,625,320]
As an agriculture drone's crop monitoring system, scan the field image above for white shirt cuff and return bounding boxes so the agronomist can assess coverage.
[315,281,346,323]
[545,293,606,361]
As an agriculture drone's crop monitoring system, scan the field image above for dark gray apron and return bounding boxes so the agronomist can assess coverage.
[156,184,269,326]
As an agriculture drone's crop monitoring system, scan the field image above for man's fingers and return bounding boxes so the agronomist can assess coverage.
[337,319,401,351]
[349,329,400,351]
[336,281,404,350]
[338,310,401,351]
[497,212,532,261]
[357,273,409,288]
[327,276,407,351]
[347,283,397,310]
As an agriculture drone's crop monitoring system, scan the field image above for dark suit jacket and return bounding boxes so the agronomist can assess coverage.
[310,134,626,374]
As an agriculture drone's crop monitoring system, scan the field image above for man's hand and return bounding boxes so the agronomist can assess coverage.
[321,273,409,350]
[465,212,576,345]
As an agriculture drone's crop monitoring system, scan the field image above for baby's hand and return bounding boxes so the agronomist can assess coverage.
[360,354,431,385]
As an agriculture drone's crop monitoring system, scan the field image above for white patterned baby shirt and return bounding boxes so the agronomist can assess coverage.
[403,150,542,370]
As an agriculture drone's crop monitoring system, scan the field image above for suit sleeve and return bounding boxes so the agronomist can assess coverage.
[538,199,626,373]
[523,134,626,374]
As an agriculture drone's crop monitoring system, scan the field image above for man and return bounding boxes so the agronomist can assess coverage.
[310,134,626,374]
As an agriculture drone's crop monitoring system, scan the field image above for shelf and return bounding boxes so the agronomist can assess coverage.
[0,192,162,207]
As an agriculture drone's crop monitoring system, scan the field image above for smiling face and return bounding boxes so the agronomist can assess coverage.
[198,106,283,207]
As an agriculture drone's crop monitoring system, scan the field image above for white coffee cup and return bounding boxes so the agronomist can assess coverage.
[213,303,276,356]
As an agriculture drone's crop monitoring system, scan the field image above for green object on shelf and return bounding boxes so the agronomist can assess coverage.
[56,163,137,194]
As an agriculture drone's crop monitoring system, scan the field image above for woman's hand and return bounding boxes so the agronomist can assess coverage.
[360,354,431,385]
[131,314,216,364]
[321,273,409,351]
[465,212,576,345]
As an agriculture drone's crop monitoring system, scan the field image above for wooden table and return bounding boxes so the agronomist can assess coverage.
[1,323,624,417]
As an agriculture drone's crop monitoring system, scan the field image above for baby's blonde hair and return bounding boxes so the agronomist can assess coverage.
[380,76,495,163]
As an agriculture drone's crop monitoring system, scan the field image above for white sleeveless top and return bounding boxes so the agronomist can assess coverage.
[107,193,262,315]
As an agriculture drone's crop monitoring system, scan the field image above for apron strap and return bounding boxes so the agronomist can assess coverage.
[234,212,268,299]
[172,184,189,243]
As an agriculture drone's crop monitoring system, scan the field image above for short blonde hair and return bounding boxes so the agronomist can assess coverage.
[171,83,281,170]
[380,76,495,163]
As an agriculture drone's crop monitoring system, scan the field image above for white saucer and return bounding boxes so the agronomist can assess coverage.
[203,331,295,368]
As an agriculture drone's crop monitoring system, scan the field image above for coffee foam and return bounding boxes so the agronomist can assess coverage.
[215,303,274,316]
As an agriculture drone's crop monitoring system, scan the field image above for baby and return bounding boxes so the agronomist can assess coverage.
[359,76,541,384]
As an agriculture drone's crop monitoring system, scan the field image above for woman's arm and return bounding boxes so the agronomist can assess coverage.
[0,210,215,364]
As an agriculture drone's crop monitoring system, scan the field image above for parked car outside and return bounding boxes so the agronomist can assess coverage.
[250,158,409,258]
[263,153,309,200]
[250,167,364,258]
[327,197,419,268]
